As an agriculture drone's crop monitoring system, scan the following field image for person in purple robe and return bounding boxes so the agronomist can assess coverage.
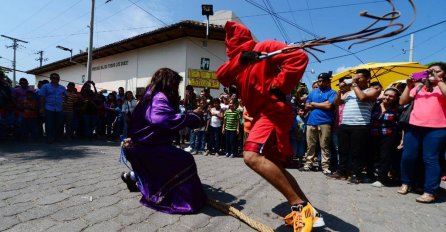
[120,67,207,214]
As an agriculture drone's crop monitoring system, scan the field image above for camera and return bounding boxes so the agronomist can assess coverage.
[411,70,429,81]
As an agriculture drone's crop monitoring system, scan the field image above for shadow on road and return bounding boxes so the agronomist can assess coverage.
[201,184,249,219]
[0,140,120,161]
[272,202,359,232]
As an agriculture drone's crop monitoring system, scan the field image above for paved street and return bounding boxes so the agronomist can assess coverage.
[1,141,445,232]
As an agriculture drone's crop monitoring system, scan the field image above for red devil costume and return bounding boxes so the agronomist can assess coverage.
[217,21,308,162]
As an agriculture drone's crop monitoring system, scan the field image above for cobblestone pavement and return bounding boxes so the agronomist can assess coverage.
[1,141,445,232]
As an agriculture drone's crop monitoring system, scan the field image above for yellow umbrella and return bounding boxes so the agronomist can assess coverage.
[331,62,427,90]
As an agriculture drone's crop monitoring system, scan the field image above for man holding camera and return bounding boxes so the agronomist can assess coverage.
[330,69,380,183]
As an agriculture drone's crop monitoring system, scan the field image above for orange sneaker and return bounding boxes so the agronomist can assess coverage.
[283,203,316,232]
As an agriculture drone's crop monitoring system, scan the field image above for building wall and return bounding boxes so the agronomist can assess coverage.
[36,37,228,98]
[184,37,227,98]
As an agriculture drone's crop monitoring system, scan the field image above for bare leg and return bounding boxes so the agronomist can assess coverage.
[283,168,309,202]
[243,151,308,205]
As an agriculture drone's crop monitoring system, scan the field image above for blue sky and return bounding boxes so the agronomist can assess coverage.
[1,0,445,87]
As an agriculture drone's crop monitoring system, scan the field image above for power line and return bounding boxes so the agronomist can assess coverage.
[304,0,316,36]
[310,18,446,64]
[8,0,56,34]
[262,0,290,42]
[1,35,29,87]
[284,0,304,42]
[243,0,365,64]
[20,0,84,37]
[35,50,48,67]
[126,0,227,62]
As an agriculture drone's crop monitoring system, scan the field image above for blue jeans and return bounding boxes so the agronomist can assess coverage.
[193,130,206,152]
[189,128,196,150]
[401,125,446,194]
[45,110,64,142]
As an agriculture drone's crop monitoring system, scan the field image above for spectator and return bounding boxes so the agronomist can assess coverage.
[63,82,78,140]
[22,90,39,141]
[122,91,137,138]
[398,63,446,203]
[369,87,401,188]
[330,69,380,183]
[222,98,240,158]
[331,76,352,172]
[117,87,125,101]
[303,73,337,174]
[104,93,117,138]
[113,98,124,139]
[203,87,213,103]
[39,73,67,143]
[208,98,223,155]
[190,98,208,155]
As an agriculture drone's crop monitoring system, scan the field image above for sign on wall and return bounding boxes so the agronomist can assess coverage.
[92,60,129,71]
[200,57,210,70]
[188,69,220,89]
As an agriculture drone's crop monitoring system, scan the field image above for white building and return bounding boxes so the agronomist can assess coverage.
[27,19,231,98]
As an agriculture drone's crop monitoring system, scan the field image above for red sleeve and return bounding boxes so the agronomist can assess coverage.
[259,40,309,94]
[216,53,246,87]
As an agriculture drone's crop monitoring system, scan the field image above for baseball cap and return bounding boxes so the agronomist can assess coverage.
[318,72,332,80]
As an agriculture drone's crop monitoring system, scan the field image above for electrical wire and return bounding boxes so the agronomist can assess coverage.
[7,0,56,34]
[20,0,85,36]
[244,0,365,64]
[309,18,446,64]
[127,0,227,62]
[262,0,290,42]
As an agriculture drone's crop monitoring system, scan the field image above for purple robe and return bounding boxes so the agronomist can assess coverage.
[126,90,207,214]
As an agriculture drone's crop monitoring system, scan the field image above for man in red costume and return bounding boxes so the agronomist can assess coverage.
[217,21,324,232]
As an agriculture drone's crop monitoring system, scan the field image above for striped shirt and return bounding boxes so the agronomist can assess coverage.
[341,89,374,125]
[63,92,77,112]
[224,110,240,131]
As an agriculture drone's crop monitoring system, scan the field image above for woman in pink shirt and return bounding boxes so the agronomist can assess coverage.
[398,63,446,203]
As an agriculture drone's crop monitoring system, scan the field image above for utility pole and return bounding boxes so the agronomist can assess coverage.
[409,34,414,62]
[86,0,95,82]
[1,34,28,87]
[35,50,48,67]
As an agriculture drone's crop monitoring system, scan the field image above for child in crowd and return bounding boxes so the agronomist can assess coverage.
[22,90,39,142]
[191,98,208,155]
[113,98,124,139]
[104,93,117,138]
[294,105,308,159]
[222,99,240,158]
[208,98,223,155]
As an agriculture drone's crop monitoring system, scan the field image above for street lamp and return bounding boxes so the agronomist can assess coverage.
[201,4,213,47]
[56,45,85,66]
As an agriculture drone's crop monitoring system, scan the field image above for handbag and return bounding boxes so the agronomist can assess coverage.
[399,85,423,128]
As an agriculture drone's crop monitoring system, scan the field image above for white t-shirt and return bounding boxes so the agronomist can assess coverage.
[210,108,222,127]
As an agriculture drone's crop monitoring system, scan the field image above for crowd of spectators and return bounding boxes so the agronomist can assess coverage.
[1,63,445,203]
[0,71,139,143]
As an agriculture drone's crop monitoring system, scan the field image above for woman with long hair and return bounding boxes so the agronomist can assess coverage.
[398,62,446,203]
[369,87,401,187]
[121,68,207,214]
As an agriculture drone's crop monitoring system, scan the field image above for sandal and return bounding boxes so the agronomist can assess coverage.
[397,184,411,195]
[416,193,435,203]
